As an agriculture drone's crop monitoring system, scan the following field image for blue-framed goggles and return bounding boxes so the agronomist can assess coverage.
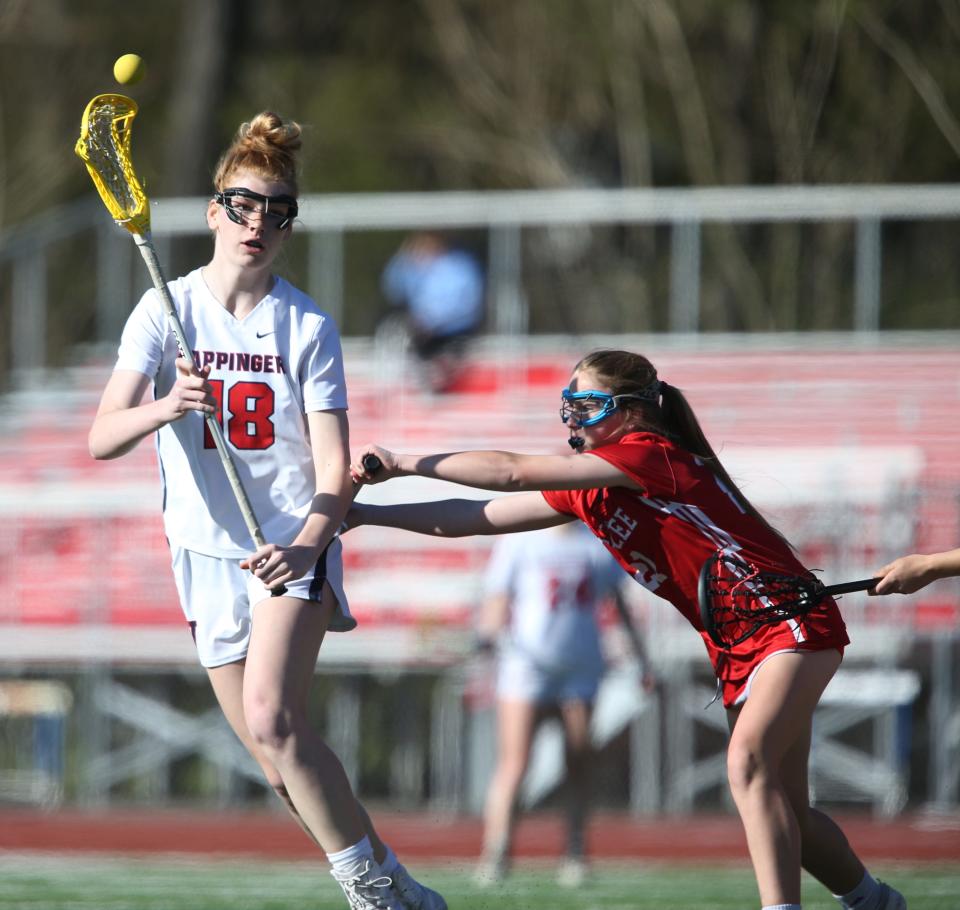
[215,187,298,230]
[560,381,662,428]
[560,388,624,427]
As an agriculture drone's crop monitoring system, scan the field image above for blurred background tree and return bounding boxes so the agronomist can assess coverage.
[1,0,959,367]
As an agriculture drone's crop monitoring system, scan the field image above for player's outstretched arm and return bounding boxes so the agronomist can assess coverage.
[347,491,570,538]
[872,548,960,595]
[352,445,639,493]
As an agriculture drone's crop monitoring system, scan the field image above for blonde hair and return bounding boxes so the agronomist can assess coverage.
[212,112,302,194]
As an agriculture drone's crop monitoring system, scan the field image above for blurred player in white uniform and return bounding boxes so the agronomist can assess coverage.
[88,112,443,910]
[473,522,651,887]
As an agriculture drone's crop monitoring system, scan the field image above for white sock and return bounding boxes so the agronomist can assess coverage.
[834,870,879,909]
[326,835,375,875]
[762,905,801,910]
[379,844,399,875]
[833,870,881,909]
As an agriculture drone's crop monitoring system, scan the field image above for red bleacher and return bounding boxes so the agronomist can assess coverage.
[0,341,958,642]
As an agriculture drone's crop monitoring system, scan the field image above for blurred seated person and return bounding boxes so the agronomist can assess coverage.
[380,230,485,392]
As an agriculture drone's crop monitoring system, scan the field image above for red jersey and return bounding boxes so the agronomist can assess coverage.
[541,432,849,706]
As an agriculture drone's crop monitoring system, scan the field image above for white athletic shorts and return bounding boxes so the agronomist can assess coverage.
[170,536,356,668]
[496,650,603,704]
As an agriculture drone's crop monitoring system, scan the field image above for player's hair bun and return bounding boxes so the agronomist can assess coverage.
[214,111,303,194]
[240,112,302,158]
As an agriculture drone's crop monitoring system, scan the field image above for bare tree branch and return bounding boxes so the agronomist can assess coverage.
[641,0,769,329]
[795,0,847,158]
[936,0,960,43]
[603,0,652,188]
[164,0,232,194]
[417,0,515,128]
[857,5,960,157]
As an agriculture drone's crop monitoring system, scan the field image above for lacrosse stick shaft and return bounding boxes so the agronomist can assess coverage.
[133,232,286,593]
[822,578,879,596]
[361,454,382,474]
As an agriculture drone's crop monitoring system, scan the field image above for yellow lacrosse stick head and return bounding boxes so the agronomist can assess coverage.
[75,93,151,235]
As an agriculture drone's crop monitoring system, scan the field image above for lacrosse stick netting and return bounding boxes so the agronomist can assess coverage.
[75,94,150,235]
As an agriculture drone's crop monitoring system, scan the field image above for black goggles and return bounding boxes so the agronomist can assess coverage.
[214,187,298,230]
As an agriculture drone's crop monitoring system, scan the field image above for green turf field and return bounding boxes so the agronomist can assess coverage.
[0,854,957,910]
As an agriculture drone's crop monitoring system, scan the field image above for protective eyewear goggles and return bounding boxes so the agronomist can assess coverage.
[560,388,624,427]
[560,381,661,428]
[214,187,298,230]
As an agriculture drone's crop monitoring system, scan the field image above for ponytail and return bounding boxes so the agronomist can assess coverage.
[576,349,788,545]
[657,382,786,542]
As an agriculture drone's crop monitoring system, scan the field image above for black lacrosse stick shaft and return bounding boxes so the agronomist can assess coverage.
[822,578,879,596]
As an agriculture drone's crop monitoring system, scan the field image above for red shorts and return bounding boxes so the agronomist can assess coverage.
[705,596,850,708]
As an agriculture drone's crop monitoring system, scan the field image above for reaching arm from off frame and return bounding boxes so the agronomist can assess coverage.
[347,491,571,537]
[872,547,960,595]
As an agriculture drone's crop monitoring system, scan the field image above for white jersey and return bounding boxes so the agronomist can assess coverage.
[114,267,347,557]
[482,523,624,676]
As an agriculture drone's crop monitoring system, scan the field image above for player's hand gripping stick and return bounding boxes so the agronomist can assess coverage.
[361,454,382,475]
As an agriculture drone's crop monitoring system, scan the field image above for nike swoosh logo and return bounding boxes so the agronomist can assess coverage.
[256,331,275,338]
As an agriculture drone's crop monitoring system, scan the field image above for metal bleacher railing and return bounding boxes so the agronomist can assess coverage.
[6,183,960,372]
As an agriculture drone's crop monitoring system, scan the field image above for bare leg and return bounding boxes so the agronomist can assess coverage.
[481,697,539,863]
[207,661,315,836]
[558,698,594,858]
[353,800,390,864]
[207,658,390,861]
[801,810,867,894]
[241,585,368,852]
[207,585,367,853]
[777,725,866,895]
[725,649,840,906]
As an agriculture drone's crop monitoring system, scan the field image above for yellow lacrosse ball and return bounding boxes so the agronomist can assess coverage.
[113,53,146,86]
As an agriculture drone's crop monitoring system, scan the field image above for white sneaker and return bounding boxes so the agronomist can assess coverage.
[877,881,907,910]
[556,856,588,888]
[472,855,509,888]
[331,859,404,910]
[390,863,448,910]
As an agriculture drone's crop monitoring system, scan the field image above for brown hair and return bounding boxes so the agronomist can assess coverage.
[212,112,302,194]
[574,349,786,542]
